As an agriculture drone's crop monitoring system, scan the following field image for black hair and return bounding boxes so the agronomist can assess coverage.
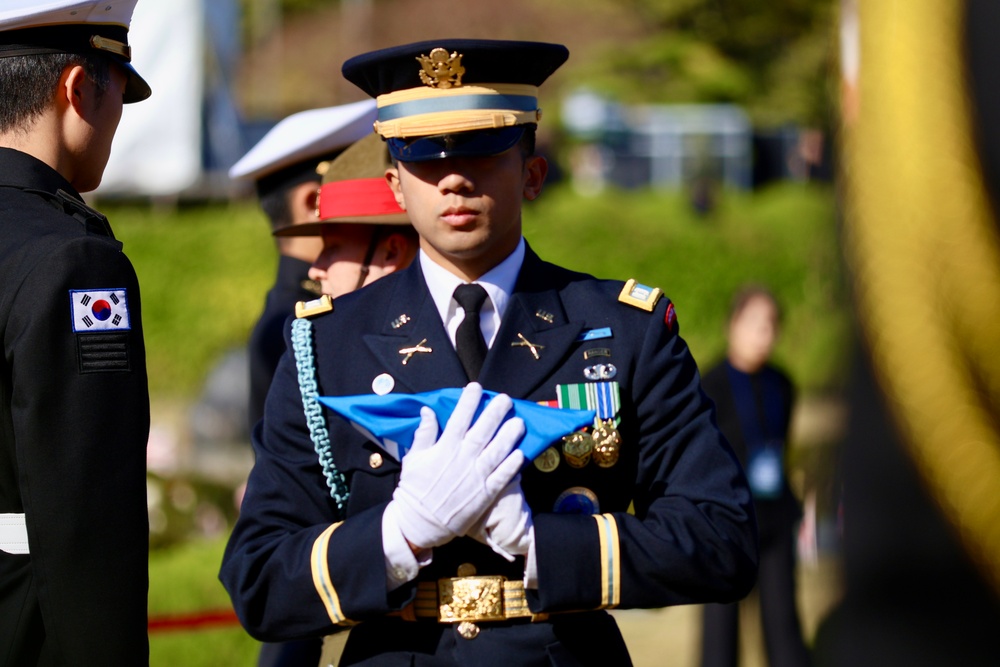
[255,149,345,231]
[0,53,111,133]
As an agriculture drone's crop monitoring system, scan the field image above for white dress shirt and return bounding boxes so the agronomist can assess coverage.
[419,237,525,350]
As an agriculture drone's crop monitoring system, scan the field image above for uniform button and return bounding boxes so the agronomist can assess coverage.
[369,452,383,469]
[456,563,476,577]
[393,568,407,580]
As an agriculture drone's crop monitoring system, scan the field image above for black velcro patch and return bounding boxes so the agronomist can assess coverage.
[77,333,130,373]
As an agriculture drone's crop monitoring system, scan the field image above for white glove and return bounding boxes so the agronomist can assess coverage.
[390,383,526,550]
[470,475,534,562]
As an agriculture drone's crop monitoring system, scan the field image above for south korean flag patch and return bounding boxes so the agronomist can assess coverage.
[70,288,131,332]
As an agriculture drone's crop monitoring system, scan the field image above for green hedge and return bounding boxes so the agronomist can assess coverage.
[105,182,847,399]
[523,182,848,391]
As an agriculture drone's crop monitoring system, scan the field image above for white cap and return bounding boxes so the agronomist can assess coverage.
[0,0,138,29]
[229,100,378,182]
[0,0,150,103]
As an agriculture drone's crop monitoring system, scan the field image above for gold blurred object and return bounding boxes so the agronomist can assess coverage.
[843,0,1000,594]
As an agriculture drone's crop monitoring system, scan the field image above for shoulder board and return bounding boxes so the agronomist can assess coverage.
[22,187,114,237]
[295,294,334,318]
[55,189,114,237]
[618,279,663,312]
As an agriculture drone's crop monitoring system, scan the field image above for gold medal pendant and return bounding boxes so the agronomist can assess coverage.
[534,446,561,473]
[561,432,593,468]
[591,418,621,468]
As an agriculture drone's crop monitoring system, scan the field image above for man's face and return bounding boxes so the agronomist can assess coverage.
[307,224,380,298]
[73,64,127,192]
[386,144,546,280]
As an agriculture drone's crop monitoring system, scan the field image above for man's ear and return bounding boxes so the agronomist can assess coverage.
[58,64,91,117]
[523,155,548,201]
[381,231,415,267]
[385,166,406,210]
[288,181,321,223]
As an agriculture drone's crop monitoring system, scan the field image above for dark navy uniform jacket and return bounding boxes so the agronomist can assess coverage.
[221,245,757,666]
[247,255,317,430]
[0,148,149,665]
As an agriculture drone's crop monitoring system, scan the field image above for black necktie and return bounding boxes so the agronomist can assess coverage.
[453,283,489,381]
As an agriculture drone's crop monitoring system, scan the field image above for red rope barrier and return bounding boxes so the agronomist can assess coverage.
[148,608,241,633]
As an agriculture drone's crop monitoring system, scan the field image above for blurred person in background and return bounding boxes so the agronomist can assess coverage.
[0,1,152,663]
[700,286,811,667]
[230,100,376,432]
[272,133,418,301]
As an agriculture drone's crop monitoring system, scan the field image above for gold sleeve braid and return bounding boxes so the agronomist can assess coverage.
[842,0,1000,594]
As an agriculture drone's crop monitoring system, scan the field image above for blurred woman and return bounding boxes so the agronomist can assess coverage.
[700,286,811,667]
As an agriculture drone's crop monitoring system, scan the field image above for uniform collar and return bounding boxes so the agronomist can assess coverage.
[0,147,81,199]
[419,237,525,346]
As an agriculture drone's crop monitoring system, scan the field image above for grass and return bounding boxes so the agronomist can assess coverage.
[105,181,846,401]
[148,537,260,665]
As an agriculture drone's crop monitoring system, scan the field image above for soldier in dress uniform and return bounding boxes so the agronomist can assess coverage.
[221,39,758,666]
[0,1,152,664]
[231,101,377,431]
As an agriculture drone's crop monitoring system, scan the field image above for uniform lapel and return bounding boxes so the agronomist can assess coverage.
[479,246,583,398]
[361,262,467,393]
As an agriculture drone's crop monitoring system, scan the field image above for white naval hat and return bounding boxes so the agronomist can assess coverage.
[229,100,378,182]
[0,0,150,103]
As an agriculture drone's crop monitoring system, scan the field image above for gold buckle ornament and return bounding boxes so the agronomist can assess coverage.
[437,575,505,623]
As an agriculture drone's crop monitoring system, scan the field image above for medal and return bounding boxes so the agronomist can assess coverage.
[561,432,593,468]
[557,382,622,468]
[534,446,561,473]
[553,486,600,514]
[591,418,621,468]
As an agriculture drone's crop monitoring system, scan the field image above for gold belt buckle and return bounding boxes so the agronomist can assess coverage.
[437,575,506,623]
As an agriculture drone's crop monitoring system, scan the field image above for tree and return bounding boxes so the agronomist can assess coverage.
[560,0,836,127]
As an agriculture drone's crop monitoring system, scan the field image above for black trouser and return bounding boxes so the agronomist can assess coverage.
[700,520,811,667]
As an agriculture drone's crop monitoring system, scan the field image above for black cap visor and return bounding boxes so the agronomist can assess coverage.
[0,24,150,103]
[119,61,150,103]
[387,126,526,162]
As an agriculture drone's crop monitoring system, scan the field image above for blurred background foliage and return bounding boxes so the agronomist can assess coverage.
[234,0,834,128]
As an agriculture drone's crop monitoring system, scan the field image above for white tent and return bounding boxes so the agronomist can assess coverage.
[97,0,243,197]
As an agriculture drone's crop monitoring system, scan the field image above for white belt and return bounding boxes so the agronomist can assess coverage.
[0,513,28,554]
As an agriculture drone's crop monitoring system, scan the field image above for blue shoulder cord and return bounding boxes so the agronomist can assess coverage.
[290,317,349,517]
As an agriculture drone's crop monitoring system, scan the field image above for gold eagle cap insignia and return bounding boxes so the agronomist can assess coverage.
[416,48,465,88]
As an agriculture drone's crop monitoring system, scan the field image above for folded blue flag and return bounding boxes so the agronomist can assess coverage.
[318,389,595,462]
